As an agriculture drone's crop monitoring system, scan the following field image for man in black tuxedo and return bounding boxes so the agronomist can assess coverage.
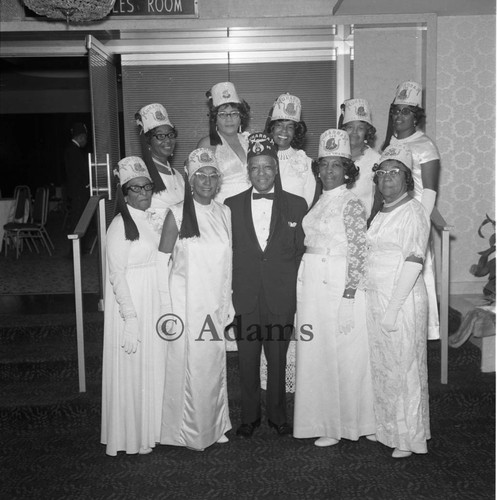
[225,132,307,438]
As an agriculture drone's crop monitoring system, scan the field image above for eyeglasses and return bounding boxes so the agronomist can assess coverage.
[152,131,177,141]
[217,111,241,120]
[375,168,402,179]
[127,183,155,193]
[390,107,415,116]
[193,172,221,182]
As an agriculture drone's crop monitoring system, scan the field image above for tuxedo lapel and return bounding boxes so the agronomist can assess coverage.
[244,188,263,253]
[265,193,281,252]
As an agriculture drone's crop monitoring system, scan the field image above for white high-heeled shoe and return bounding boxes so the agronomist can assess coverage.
[314,437,339,447]
[217,434,229,444]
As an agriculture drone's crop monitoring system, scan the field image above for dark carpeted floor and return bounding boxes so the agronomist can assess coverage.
[0,309,495,500]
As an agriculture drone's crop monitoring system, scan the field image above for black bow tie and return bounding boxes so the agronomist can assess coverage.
[253,192,274,200]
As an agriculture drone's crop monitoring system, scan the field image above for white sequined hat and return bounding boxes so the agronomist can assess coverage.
[116,156,151,185]
[393,81,423,107]
[318,129,351,159]
[379,144,413,171]
[210,82,241,107]
[342,98,373,126]
[136,103,174,134]
[186,147,219,178]
[271,93,302,122]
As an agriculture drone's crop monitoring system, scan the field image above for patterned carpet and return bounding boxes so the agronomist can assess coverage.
[0,311,495,500]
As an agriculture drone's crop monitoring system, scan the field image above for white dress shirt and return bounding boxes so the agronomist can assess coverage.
[251,187,274,251]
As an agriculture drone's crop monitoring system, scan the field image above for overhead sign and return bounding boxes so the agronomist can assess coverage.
[110,0,198,17]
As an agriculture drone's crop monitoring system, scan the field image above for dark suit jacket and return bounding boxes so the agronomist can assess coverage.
[225,188,307,317]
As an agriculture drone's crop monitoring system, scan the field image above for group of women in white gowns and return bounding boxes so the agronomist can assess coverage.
[102,78,438,459]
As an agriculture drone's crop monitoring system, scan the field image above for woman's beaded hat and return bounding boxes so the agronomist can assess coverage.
[209,82,241,108]
[116,156,151,185]
[342,98,373,126]
[318,129,351,160]
[379,144,413,171]
[136,103,174,134]
[270,93,302,122]
[186,147,219,179]
[393,81,422,107]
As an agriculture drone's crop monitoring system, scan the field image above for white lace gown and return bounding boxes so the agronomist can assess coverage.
[101,206,165,456]
[293,185,375,440]
[160,200,232,450]
[366,199,431,454]
[391,131,440,340]
[214,132,251,204]
[350,146,380,219]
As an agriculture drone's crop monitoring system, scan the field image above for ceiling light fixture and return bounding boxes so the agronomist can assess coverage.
[24,0,116,24]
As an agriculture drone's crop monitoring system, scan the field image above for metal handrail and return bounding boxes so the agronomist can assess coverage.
[67,194,107,393]
[431,207,454,384]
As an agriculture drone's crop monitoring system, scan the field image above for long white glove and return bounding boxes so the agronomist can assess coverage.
[121,316,140,354]
[421,188,437,221]
[156,251,172,317]
[338,297,355,335]
[381,261,423,332]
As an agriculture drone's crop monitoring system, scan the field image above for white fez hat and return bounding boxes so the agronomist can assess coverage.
[271,93,302,122]
[186,147,219,179]
[379,144,413,171]
[210,82,241,108]
[342,98,373,126]
[116,156,152,185]
[136,103,174,134]
[318,129,351,160]
[393,81,423,107]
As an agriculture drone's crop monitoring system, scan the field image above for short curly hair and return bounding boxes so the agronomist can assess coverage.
[264,119,308,150]
[315,156,360,188]
[381,104,426,150]
[205,99,251,146]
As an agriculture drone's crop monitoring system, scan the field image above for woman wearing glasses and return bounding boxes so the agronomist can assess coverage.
[293,129,375,448]
[366,143,431,458]
[380,81,441,340]
[157,148,233,451]
[101,157,166,456]
[135,103,185,211]
[197,82,251,203]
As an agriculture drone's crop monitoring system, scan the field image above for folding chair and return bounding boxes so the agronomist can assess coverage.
[4,187,54,258]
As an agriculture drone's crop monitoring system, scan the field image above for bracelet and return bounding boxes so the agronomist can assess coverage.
[343,293,355,299]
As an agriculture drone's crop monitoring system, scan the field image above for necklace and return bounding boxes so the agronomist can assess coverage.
[383,192,408,208]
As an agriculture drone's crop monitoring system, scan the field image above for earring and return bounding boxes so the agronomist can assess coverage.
[344,175,349,179]
[238,125,242,133]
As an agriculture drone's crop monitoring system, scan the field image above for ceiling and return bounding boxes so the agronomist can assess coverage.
[334,0,496,16]
[0,1,494,98]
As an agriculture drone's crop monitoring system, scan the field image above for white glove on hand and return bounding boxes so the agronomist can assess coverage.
[338,297,355,335]
[121,316,140,354]
[381,261,423,333]
[421,188,437,221]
